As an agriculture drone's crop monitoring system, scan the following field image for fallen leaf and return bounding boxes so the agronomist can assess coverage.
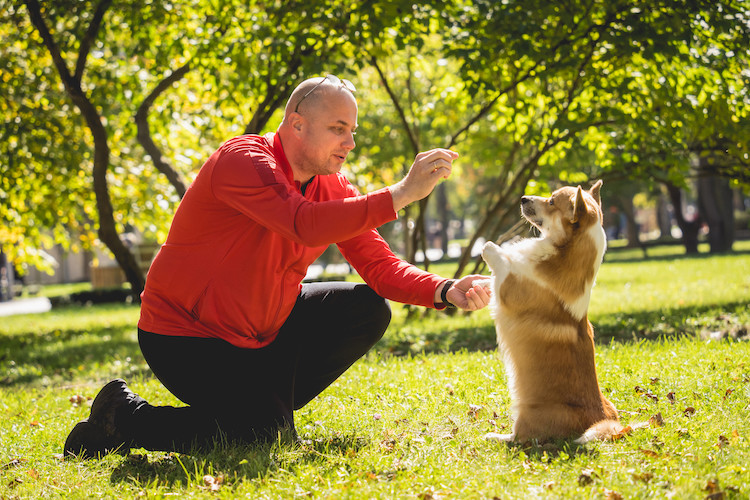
[650,377,660,384]
[632,472,653,483]
[640,449,660,458]
[7,478,23,488]
[649,413,664,427]
[604,488,623,500]
[2,458,25,470]
[716,435,730,449]
[723,388,734,400]
[578,468,597,486]
[27,469,39,480]
[666,392,676,404]
[703,478,721,494]
[380,438,397,452]
[683,407,696,417]
[202,474,223,492]
[467,404,483,418]
[69,395,87,406]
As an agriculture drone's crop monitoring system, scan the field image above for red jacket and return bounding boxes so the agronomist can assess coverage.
[138,132,445,348]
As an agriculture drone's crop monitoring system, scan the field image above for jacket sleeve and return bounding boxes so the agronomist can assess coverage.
[334,181,445,308]
[337,228,445,308]
[211,145,396,247]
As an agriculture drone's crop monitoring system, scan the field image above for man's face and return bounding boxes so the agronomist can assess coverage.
[296,90,358,180]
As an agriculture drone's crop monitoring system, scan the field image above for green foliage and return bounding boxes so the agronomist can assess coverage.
[3,0,749,277]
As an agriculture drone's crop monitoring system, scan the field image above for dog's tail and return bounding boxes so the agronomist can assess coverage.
[575,415,658,444]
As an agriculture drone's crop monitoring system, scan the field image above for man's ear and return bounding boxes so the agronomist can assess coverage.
[289,113,304,133]
[589,180,603,207]
[571,186,587,224]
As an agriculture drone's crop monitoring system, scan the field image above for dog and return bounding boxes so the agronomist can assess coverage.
[479,180,626,444]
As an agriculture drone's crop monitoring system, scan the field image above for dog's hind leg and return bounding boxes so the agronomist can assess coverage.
[484,431,515,442]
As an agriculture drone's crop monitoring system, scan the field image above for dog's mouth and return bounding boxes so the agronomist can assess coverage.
[521,204,543,229]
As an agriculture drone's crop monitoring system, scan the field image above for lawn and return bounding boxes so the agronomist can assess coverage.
[1,242,749,498]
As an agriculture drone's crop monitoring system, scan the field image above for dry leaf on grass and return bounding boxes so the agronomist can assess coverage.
[467,404,483,418]
[578,468,597,486]
[649,412,664,427]
[604,488,623,500]
[632,472,653,483]
[202,474,224,492]
[2,458,25,469]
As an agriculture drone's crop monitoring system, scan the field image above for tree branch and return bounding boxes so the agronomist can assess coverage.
[74,0,112,82]
[135,61,192,198]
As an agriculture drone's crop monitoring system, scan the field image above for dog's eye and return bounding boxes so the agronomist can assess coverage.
[549,199,554,206]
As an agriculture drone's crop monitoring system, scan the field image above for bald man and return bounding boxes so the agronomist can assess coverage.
[64,75,490,458]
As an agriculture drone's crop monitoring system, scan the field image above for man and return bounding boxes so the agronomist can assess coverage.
[64,75,491,458]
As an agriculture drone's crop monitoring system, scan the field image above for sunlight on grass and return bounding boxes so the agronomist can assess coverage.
[1,244,749,498]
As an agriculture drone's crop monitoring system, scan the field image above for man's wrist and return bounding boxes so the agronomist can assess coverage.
[438,279,456,308]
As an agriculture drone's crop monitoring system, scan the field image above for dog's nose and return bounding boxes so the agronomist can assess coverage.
[521,196,531,205]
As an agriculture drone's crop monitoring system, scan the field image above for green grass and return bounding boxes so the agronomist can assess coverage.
[1,242,749,498]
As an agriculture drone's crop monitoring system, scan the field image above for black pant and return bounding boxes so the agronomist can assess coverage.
[129,282,391,452]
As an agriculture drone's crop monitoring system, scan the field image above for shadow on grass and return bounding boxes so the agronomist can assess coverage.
[593,300,749,343]
[108,433,369,489]
[373,300,750,357]
[0,325,144,387]
[2,298,747,387]
[603,245,750,264]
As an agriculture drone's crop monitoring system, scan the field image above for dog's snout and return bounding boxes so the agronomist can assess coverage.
[521,196,531,205]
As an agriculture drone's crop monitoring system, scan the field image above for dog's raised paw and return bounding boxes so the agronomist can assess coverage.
[481,241,511,276]
[472,279,492,289]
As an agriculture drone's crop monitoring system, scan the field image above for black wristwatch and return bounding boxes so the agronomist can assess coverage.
[441,279,456,308]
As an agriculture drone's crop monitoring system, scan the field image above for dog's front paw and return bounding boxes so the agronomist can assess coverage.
[472,279,492,289]
[481,241,509,274]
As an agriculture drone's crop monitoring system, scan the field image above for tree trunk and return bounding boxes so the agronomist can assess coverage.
[665,183,701,254]
[696,156,735,253]
[25,0,145,297]
[618,195,642,249]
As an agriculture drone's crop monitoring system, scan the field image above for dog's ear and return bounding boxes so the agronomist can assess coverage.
[571,186,587,224]
[589,180,603,207]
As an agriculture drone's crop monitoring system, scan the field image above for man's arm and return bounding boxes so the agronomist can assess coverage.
[389,149,458,212]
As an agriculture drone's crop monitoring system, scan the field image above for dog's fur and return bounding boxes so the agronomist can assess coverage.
[480,180,624,444]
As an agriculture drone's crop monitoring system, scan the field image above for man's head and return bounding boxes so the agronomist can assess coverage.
[278,75,358,184]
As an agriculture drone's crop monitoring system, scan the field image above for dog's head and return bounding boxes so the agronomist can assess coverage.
[520,180,603,244]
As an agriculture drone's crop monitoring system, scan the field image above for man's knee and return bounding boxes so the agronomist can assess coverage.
[358,285,391,343]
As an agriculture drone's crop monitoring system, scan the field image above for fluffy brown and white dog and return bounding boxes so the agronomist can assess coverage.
[480,180,625,444]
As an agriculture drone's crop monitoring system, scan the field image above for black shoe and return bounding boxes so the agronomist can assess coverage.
[63,379,145,459]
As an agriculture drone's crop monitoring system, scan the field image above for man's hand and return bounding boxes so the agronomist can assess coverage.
[390,149,459,212]
[438,275,492,311]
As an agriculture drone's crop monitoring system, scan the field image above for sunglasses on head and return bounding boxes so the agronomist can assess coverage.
[294,75,356,113]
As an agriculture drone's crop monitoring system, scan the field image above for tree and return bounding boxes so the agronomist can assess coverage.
[9,0,364,295]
